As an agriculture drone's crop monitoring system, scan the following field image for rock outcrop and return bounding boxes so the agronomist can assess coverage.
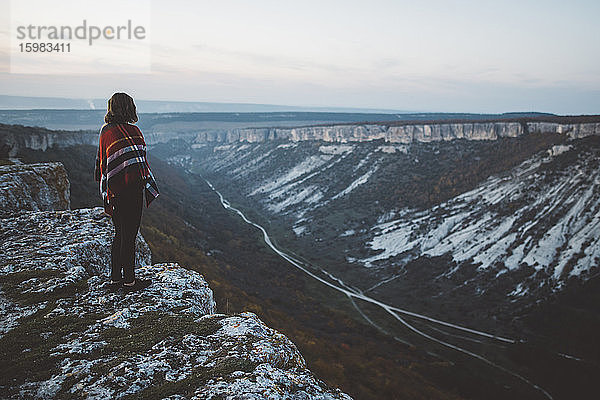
[0,123,201,157]
[527,121,600,138]
[0,162,70,217]
[0,124,97,157]
[3,120,600,152]
[0,164,351,399]
[193,121,600,144]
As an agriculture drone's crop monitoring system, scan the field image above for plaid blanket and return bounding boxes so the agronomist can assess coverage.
[94,123,159,214]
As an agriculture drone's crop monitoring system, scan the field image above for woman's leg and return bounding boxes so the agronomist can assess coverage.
[110,200,124,282]
[120,184,144,284]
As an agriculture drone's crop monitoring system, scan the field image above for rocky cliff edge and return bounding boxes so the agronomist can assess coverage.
[192,121,600,144]
[0,162,351,400]
[0,162,70,217]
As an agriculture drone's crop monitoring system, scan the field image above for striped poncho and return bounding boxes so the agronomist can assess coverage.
[94,122,159,215]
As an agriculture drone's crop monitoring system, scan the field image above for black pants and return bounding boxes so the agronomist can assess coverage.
[110,181,143,283]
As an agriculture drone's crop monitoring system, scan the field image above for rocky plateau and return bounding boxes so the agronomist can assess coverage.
[0,162,351,400]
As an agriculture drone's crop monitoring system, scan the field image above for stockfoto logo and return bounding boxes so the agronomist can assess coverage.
[10,0,151,74]
[16,20,146,45]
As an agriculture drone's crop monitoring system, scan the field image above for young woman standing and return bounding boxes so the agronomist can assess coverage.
[95,92,159,290]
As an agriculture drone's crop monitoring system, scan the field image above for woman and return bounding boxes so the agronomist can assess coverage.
[94,92,159,290]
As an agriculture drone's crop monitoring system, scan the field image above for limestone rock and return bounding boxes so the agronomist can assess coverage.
[0,124,97,157]
[0,162,70,217]
[0,207,150,279]
[0,204,350,398]
[193,121,599,144]
[528,121,600,138]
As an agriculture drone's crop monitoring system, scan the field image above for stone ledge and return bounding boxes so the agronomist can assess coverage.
[0,173,351,399]
[0,162,70,217]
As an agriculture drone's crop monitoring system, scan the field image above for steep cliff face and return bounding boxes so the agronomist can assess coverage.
[0,123,204,157]
[193,121,600,144]
[0,164,351,400]
[0,124,98,157]
[0,162,70,217]
[527,121,600,138]
[4,120,599,154]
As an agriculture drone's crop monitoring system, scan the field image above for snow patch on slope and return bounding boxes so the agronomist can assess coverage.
[362,146,600,293]
[267,186,323,214]
[332,164,379,200]
[319,145,355,155]
[377,145,408,154]
[250,155,333,196]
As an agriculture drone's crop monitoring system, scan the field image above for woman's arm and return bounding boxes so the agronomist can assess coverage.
[94,143,101,182]
[95,125,108,183]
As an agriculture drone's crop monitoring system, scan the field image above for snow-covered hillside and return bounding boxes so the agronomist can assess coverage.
[361,144,600,296]
[191,142,397,220]
[173,132,600,316]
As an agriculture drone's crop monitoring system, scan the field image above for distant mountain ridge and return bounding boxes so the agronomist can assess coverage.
[0,94,408,114]
[3,114,599,159]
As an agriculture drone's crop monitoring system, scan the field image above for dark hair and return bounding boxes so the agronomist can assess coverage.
[104,92,138,124]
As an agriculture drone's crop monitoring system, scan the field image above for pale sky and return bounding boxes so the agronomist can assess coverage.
[1,0,599,113]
